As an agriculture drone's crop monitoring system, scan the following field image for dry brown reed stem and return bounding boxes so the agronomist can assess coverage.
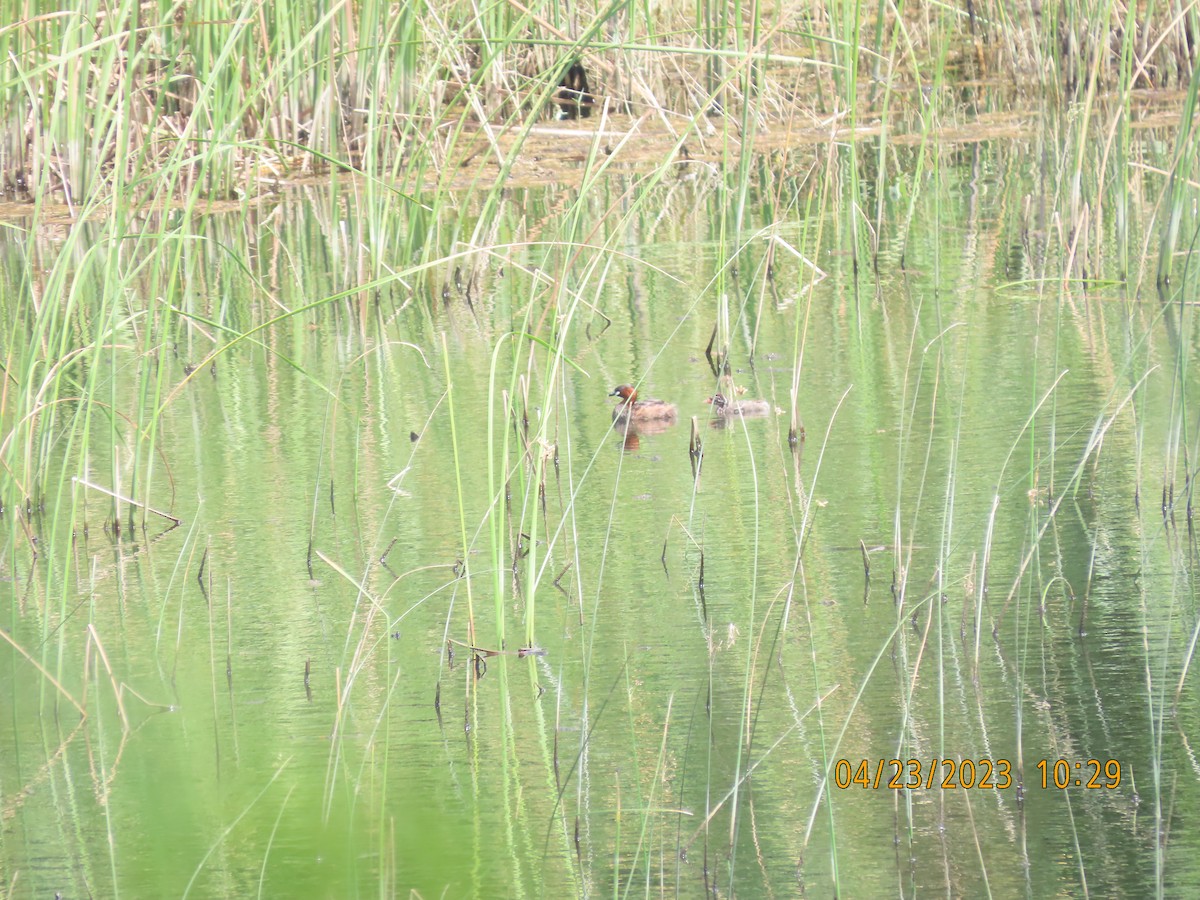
[689,415,702,479]
[73,476,181,525]
[80,625,171,729]
[0,626,87,719]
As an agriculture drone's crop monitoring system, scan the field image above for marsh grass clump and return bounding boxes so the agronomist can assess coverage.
[2,0,1198,206]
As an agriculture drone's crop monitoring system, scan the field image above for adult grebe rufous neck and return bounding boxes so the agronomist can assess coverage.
[609,384,678,424]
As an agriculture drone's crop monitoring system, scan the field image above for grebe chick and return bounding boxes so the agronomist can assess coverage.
[706,393,776,417]
[609,384,678,424]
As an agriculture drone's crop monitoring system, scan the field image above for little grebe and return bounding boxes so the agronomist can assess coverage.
[610,384,678,424]
[706,393,776,417]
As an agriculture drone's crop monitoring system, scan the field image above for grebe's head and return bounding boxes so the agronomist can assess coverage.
[706,393,728,410]
[609,384,637,402]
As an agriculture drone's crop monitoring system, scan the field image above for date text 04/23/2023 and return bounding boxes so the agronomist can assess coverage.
[833,758,1123,790]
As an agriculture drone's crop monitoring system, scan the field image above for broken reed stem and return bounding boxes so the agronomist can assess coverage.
[86,624,129,730]
[0,627,87,719]
[689,416,703,479]
[74,476,182,525]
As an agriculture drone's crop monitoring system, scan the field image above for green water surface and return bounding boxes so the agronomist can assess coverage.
[3,120,1200,898]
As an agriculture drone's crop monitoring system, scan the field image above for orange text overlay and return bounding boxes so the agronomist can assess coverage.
[834,758,1012,790]
[833,758,1123,790]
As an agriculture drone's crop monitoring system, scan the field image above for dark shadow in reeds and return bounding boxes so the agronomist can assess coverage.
[555,61,595,119]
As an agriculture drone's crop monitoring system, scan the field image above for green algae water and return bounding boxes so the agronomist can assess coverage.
[3,114,1200,897]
